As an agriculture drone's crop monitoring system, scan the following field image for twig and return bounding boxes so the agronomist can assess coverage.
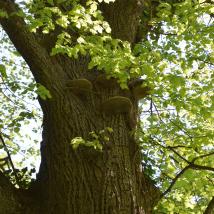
[0,132,21,187]
[167,146,190,164]
[161,162,214,199]
[161,165,191,198]
[192,151,214,162]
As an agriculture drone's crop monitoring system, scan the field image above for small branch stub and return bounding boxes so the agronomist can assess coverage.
[95,74,117,88]
[102,96,133,114]
[66,79,92,96]
[129,79,150,100]
[133,85,150,99]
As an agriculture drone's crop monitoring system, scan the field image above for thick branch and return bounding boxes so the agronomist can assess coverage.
[100,0,144,43]
[161,165,191,198]
[190,163,214,172]
[0,0,64,91]
[161,162,214,199]
[161,149,214,198]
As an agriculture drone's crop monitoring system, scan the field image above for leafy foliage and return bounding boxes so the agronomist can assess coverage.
[71,127,113,150]
[0,28,41,187]
[0,0,213,212]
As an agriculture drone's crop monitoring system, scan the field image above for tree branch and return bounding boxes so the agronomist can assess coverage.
[100,0,144,43]
[0,132,21,187]
[190,163,214,172]
[167,146,191,163]
[161,165,191,198]
[0,0,64,91]
[160,148,214,198]
[192,151,214,162]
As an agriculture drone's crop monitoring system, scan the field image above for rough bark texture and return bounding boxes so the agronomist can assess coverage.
[0,0,161,213]
[0,172,20,214]
[204,197,214,214]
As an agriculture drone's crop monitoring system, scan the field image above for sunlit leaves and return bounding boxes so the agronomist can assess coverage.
[71,127,113,150]
[28,0,112,35]
[0,9,8,18]
[0,29,41,184]
[155,170,214,214]
[0,0,214,210]
[0,64,7,78]
[71,136,103,151]
[56,15,69,28]
[36,84,52,100]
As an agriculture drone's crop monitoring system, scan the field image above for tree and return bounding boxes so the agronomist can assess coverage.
[0,0,213,213]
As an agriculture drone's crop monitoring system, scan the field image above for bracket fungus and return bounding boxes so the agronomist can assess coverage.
[102,96,133,114]
[66,79,92,96]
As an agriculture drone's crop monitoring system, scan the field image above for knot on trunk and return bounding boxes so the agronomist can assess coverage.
[128,79,151,100]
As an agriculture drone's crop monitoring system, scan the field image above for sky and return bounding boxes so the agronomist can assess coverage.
[0,28,42,174]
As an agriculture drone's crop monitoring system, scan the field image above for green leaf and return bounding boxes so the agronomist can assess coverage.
[36,84,52,100]
[0,9,8,18]
[105,127,113,133]
[0,64,7,78]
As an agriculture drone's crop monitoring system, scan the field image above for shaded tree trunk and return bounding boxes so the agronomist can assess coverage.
[0,0,161,213]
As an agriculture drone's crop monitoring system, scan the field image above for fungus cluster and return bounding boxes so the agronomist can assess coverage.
[66,77,150,129]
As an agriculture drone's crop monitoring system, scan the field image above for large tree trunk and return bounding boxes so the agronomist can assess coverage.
[34,79,159,213]
[0,0,161,213]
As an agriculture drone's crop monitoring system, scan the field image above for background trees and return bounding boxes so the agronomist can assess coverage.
[0,0,213,213]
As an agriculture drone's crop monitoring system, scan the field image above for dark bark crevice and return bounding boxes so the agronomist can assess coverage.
[0,171,20,213]
[0,171,40,214]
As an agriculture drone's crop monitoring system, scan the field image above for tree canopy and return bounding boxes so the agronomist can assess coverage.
[0,0,213,213]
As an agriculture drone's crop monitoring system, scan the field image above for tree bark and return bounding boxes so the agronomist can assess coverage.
[0,172,20,213]
[204,197,214,214]
[0,0,161,213]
